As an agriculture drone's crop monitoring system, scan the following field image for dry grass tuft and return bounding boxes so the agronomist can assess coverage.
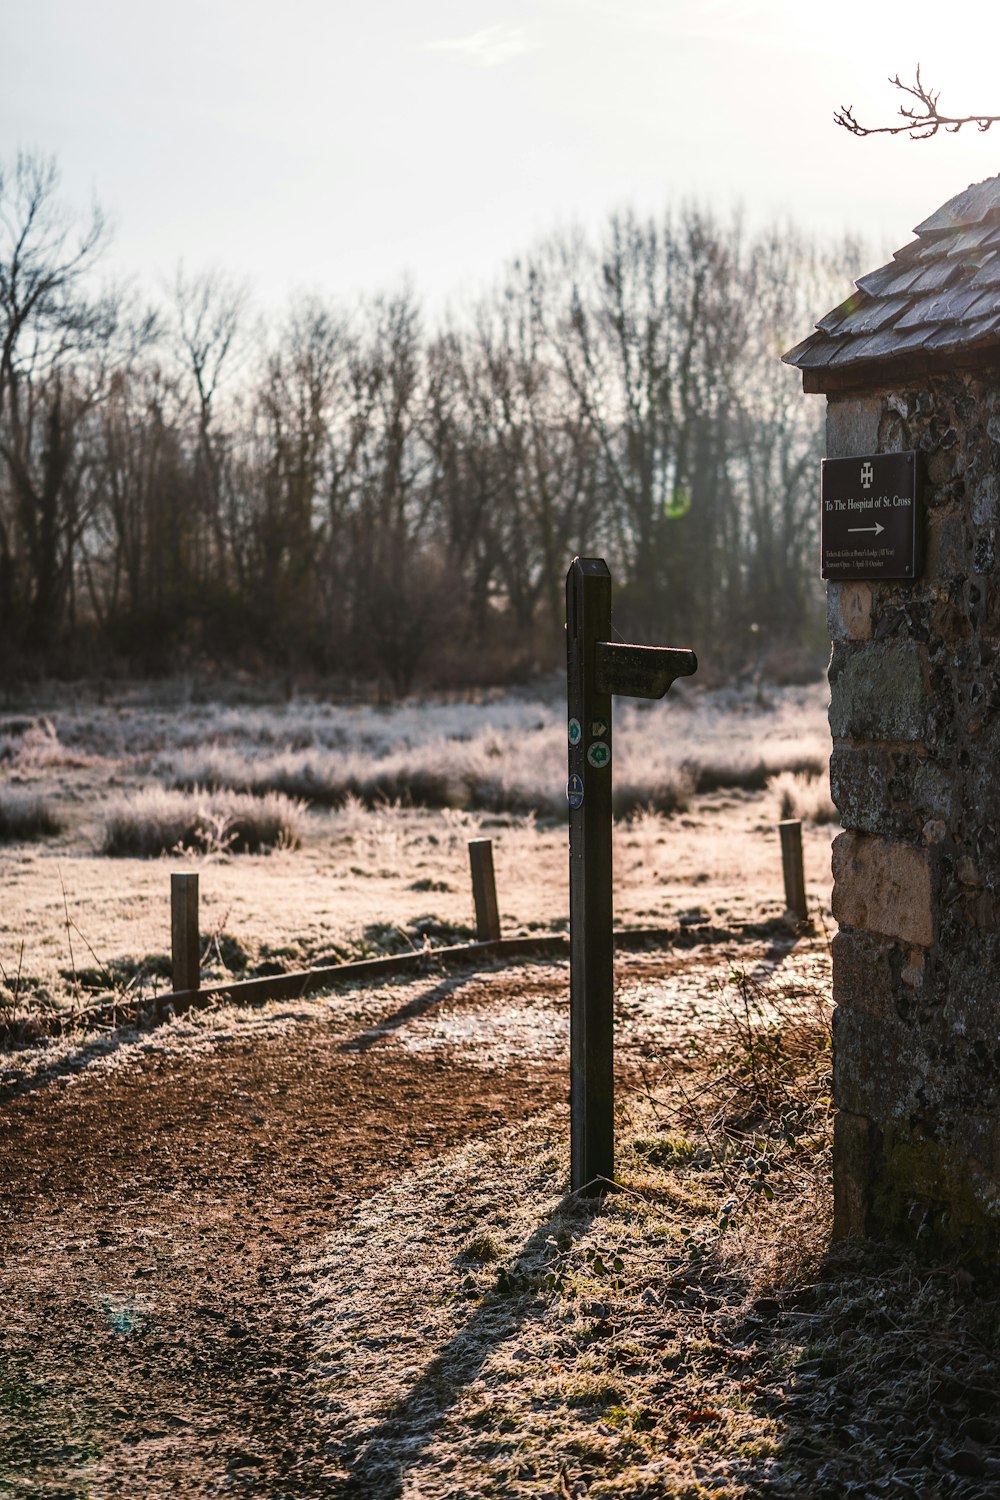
[159,735,812,819]
[0,789,63,842]
[631,954,835,1300]
[690,749,826,794]
[0,717,92,769]
[146,681,833,819]
[160,739,548,814]
[769,769,838,825]
[612,767,695,818]
[100,787,306,857]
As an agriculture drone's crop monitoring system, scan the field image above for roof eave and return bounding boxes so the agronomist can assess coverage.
[798,337,1000,396]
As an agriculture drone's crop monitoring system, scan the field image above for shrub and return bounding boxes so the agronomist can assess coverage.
[0,790,63,842]
[100,787,306,857]
[769,770,838,824]
[0,718,90,769]
[612,769,695,818]
[150,681,834,818]
[690,750,826,794]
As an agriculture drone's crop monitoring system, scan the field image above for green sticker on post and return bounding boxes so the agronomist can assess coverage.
[587,740,611,768]
[568,717,582,746]
[590,719,608,738]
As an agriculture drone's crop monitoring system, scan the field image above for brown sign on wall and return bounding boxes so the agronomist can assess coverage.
[821,451,921,581]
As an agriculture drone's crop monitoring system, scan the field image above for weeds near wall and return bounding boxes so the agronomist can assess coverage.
[618,955,835,1300]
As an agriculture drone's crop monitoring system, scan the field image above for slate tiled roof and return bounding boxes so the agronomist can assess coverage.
[783,174,1000,386]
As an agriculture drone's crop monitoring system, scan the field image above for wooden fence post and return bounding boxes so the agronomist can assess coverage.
[468,839,501,942]
[171,872,200,992]
[779,820,808,922]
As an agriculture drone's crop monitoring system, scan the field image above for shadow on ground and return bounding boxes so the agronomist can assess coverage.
[334,1192,599,1497]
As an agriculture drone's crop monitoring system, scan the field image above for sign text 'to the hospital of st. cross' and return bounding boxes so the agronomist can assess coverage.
[820,451,921,582]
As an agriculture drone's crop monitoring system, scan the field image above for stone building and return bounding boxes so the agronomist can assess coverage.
[784,174,1000,1256]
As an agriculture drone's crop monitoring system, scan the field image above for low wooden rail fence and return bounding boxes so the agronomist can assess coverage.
[4,827,808,1043]
[158,824,804,1012]
[166,836,534,1011]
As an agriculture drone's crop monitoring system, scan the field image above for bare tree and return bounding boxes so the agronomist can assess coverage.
[171,265,250,589]
[547,209,745,640]
[0,153,108,415]
[0,153,115,650]
[83,356,184,635]
[247,294,365,658]
[0,152,844,686]
[835,65,1000,139]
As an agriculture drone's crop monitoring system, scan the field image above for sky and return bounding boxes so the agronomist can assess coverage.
[4,0,1000,320]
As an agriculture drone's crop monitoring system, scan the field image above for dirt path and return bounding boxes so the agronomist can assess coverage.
[0,943,793,1497]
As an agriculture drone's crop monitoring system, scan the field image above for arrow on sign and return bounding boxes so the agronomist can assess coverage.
[848,522,885,536]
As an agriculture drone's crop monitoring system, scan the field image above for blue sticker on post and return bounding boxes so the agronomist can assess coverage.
[566,773,585,809]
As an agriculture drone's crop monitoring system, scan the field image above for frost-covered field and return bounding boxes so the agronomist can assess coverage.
[0,680,836,1016]
[4,678,831,816]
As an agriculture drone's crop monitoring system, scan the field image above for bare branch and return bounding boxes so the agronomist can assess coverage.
[173,264,251,416]
[0,151,108,413]
[835,64,1000,140]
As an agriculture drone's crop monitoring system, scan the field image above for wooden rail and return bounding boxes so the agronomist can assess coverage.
[3,817,805,1046]
[157,923,757,1017]
[5,920,781,1045]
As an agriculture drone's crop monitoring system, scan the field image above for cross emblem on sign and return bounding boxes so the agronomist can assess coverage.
[861,461,873,488]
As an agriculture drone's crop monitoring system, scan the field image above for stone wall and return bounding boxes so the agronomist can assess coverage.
[827,372,1000,1257]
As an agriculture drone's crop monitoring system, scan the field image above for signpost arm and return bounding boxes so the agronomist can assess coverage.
[566,558,614,1192]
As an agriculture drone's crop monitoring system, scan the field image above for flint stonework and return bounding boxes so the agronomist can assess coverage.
[832,1007,926,1120]
[829,745,929,841]
[830,928,922,1022]
[785,176,1000,1255]
[822,372,1000,1254]
[829,639,928,743]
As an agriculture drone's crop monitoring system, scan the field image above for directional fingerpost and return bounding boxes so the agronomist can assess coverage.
[566,557,697,1193]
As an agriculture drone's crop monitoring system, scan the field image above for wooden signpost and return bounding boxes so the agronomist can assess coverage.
[566,558,697,1192]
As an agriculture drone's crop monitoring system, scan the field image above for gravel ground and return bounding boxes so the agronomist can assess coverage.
[2,943,790,1497]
